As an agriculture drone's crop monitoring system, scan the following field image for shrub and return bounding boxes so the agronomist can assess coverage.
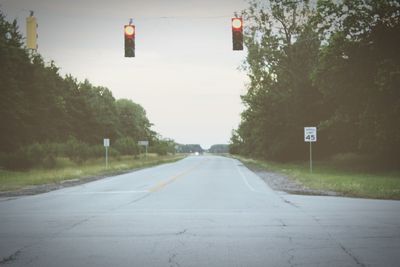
[114,137,139,156]
[42,154,57,169]
[1,143,57,170]
[64,137,91,164]
[2,149,34,170]
[151,143,168,156]
[89,145,104,158]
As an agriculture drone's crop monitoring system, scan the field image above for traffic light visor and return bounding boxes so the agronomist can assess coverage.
[125,25,135,36]
[232,18,242,29]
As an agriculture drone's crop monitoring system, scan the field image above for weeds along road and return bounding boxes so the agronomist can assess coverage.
[0,155,399,267]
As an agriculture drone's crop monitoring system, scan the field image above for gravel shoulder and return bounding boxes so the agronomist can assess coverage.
[244,163,339,196]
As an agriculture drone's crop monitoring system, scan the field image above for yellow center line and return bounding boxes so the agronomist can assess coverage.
[148,159,206,192]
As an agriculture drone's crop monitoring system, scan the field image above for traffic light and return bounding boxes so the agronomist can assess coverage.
[124,25,135,57]
[232,17,243,51]
[26,14,38,50]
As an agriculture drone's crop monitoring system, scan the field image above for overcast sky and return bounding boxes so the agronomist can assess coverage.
[0,0,249,149]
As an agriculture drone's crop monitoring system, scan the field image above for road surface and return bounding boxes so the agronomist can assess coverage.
[1,155,399,266]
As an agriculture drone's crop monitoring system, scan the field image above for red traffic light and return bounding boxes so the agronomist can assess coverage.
[124,25,135,37]
[124,25,135,57]
[232,18,243,30]
[232,18,243,51]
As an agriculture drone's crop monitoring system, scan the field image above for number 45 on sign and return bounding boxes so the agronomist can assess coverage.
[304,127,317,142]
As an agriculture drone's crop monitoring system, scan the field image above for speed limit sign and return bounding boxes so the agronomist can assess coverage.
[304,127,317,142]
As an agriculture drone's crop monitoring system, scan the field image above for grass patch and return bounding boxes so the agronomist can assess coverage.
[232,155,400,200]
[0,154,185,192]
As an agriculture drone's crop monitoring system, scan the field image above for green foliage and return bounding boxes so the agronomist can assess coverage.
[114,137,139,155]
[0,143,56,170]
[231,0,400,165]
[208,144,229,153]
[175,144,203,153]
[235,155,400,199]
[231,0,322,160]
[0,155,185,192]
[0,9,163,170]
[115,99,153,142]
[63,137,92,164]
[150,139,177,156]
[313,0,400,159]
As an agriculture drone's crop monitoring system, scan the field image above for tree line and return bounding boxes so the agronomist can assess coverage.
[230,0,400,166]
[0,10,173,169]
[208,144,229,154]
[175,144,204,154]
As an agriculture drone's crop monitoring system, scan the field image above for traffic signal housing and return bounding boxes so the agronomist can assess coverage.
[232,17,243,51]
[26,15,38,50]
[124,25,135,57]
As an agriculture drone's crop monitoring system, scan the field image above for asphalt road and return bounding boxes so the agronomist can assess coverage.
[1,155,400,267]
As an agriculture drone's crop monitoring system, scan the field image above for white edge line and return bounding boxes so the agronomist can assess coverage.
[233,160,258,192]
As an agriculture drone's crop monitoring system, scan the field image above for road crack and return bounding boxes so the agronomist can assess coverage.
[278,219,287,227]
[175,229,187,235]
[280,195,366,267]
[337,240,366,267]
[0,250,21,265]
[64,215,96,232]
[168,253,181,267]
[286,248,295,267]
[282,198,300,208]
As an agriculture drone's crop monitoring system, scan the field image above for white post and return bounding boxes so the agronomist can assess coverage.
[309,141,312,173]
[105,146,109,168]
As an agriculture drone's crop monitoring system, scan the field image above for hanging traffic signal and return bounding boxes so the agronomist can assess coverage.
[26,13,38,50]
[124,25,135,57]
[232,17,243,51]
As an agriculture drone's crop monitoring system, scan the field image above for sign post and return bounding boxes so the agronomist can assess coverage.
[103,138,110,168]
[304,127,317,173]
[138,141,149,159]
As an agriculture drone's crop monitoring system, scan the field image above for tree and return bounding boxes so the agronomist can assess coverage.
[232,0,323,160]
[232,0,400,165]
[115,99,153,141]
[0,8,161,167]
[313,0,400,160]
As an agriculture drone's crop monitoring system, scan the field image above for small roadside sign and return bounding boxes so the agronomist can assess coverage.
[304,127,317,142]
[138,141,149,146]
[138,141,149,159]
[103,138,110,147]
[304,127,316,174]
[103,138,110,168]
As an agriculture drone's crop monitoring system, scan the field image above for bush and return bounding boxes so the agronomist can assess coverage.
[151,143,168,156]
[64,137,91,164]
[2,149,34,170]
[42,154,57,169]
[89,145,104,158]
[114,137,139,156]
[329,153,399,172]
[109,147,121,160]
[1,143,57,170]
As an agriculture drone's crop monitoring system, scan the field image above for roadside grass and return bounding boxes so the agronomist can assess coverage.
[0,154,185,192]
[233,155,400,200]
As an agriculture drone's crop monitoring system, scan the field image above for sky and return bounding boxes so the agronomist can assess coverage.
[0,0,249,149]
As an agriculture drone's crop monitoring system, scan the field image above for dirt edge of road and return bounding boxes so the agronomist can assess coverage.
[241,162,339,197]
[0,171,136,199]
